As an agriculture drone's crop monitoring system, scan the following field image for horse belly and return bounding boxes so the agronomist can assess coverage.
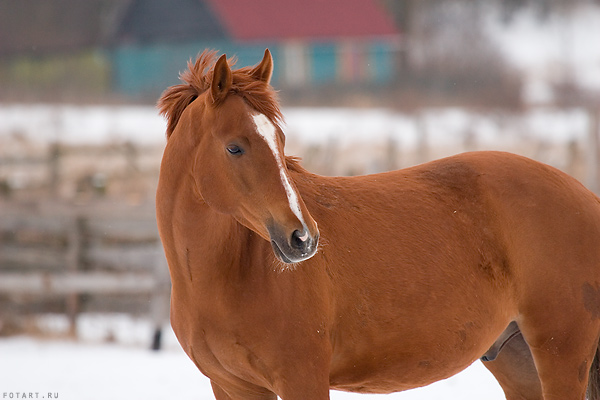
[328,325,498,394]
[327,284,512,395]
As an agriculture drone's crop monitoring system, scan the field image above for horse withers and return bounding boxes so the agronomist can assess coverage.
[156,49,600,400]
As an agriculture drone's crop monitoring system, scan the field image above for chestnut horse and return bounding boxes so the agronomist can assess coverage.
[156,49,600,400]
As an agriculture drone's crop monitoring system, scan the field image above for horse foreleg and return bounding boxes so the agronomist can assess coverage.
[210,380,277,400]
[271,370,330,400]
[211,381,235,400]
[269,359,331,400]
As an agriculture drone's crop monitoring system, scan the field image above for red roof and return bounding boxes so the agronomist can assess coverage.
[205,0,399,42]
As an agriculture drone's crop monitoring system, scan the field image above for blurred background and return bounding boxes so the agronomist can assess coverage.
[0,0,599,398]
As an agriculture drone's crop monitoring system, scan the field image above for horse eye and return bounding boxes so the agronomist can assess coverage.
[226,145,244,155]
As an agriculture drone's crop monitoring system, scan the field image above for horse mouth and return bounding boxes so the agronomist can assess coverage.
[270,236,318,264]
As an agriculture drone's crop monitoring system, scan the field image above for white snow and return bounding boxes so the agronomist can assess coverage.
[0,334,504,400]
[0,104,590,149]
[0,314,505,399]
[0,336,206,400]
[0,104,166,146]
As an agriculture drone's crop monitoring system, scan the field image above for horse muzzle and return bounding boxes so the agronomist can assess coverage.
[268,225,319,264]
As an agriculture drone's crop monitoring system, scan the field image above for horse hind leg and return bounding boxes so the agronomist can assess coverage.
[482,330,543,400]
[518,312,600,400]
[588,344,600,400]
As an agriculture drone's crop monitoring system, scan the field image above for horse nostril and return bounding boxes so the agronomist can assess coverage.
[291,229,310,250]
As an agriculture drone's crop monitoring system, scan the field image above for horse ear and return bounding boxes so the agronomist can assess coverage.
[250,49,273,84]
[211,54,232,104]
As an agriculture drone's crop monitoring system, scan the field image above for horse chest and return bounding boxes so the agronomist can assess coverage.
[172,306,278,390]
[171,284,316,388]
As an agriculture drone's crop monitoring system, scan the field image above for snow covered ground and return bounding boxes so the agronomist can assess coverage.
[0,315,505,400]
[0,104,590,148]
[0,332,504,400]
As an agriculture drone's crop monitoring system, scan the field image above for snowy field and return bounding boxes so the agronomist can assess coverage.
[0,316,505,400]
[0,332,504,400]
[0,103,590,148]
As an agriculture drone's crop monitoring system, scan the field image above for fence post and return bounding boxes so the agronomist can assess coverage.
[65,215,87,337]
[150,243,170,351]
[48,143,61,197]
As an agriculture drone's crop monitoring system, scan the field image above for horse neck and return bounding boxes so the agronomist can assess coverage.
[157,149,272,290]
[180,203,265,280]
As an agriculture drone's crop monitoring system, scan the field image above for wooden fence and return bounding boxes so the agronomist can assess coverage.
[0,141,163,202]
[0,203,169,349]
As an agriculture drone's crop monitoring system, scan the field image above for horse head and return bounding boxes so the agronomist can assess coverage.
[159,49,319,264]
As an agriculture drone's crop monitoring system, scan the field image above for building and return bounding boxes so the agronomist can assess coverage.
[0,0,401,101]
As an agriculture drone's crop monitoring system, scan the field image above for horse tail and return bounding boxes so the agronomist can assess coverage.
[587,340,600,400]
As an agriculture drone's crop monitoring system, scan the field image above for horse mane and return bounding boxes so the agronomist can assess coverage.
[285,155,305,173]
[158,50,284,138]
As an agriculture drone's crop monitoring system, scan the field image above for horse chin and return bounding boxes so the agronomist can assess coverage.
[271,240,294,264]
[270,239,317,265]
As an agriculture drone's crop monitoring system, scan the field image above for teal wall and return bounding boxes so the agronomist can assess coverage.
[112,41,279,97]
[111,40,397,98]
[369,42,395,83]
[311,43,338,83]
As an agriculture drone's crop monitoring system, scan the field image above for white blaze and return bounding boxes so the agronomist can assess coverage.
[251,113,306,228]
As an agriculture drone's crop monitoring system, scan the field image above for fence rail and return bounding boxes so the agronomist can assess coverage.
[0,271,157,295]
